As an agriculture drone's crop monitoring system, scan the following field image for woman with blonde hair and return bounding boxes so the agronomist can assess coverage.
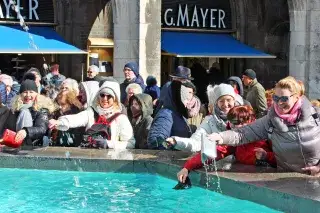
[5,79,57,146]
[51,90,84,147]
[208,76,320,176]
[49,81,135,149]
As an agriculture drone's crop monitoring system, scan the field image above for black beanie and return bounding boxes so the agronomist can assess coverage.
[20,79,38,93]
[243,69,256,80]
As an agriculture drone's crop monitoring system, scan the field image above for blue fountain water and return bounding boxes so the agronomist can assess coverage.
[0,168,282,213]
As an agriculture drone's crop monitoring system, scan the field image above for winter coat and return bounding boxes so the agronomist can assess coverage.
[43,73,66,88]
[183,140,276,171]
[174,114,228,152]
[144,76,160,101]
[0,82,17,106]
[219,97,320,173]
[148,81,192,149]
[57,81,135,149]
[120,76,146,104]
[244,79,267,118]
[6,94,57,145]
[80,81,100,109]
[51,106,85,147]
[128,93,153,149]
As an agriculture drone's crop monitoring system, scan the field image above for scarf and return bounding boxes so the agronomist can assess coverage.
[274,98,302,125]
[214,104,228,122]
[96,105,114,117]
[185,96,201,117]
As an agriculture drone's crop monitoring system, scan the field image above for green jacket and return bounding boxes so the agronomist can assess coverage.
[245,79,267,118]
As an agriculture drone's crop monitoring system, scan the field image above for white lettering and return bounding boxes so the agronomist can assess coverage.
[177,4,189,27]
[191,5,199,27]
[15,0,25,19]
[3,0,12,19]
[29,0,39,20]
[0,4,4,18]
[164,8,173,26]
[218,9,226,28]
[200,8,208,27]
[210,9,217,28]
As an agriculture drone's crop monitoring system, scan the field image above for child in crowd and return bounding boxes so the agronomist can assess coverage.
[176,105,276,183]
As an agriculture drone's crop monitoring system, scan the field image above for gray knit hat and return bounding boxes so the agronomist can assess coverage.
[207,83,236,105]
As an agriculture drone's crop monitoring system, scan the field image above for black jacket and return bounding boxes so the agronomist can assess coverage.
[6,107,49,145]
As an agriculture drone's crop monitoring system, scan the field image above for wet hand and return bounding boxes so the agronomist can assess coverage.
[48,119,59,129]
[302,165,320,177]
[15,130,26,143]
[207,133,223,144]
[177,168,189,183]
[254,148,267,160]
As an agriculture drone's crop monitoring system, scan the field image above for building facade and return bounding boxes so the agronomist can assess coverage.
[55,0,319,98]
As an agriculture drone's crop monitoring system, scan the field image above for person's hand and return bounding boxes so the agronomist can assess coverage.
[207,133,223,144]
[254,148,267,160]
[302,165,320,177]
[177,168,189,183]
[15,130,27,143]
[165,137,176,148]
[48,119,60,129]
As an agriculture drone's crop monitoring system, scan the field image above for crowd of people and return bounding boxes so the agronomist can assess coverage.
[0,61,319,179]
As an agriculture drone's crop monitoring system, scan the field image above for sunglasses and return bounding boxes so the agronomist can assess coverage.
[99,93,113,99]
[272,94,294,103]
[87,71,92,74]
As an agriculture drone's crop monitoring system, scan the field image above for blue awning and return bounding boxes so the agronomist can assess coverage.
[161,31,276,58]
[0,25,86,54]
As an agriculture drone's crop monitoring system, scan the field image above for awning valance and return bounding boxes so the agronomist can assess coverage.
[0,25,87,54]
[161,31,276,58]
[88,38,114,47]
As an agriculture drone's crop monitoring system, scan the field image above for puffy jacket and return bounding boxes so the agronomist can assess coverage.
[58,81,135,149]
[5,108,49,145]
[0,82,18,106]
[128,93,153,149]
[244,79,267,118]
[219,96,320,173]
[174,114,228,152]
[120,76,146,104]
[148,81,191,149]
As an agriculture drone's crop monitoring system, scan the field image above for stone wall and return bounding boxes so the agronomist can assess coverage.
[112,0,161,84]
[288,0,320,99]
[54,0,113,81]
[233,0,290,89]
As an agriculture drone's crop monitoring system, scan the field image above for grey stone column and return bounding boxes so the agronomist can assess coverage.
[288,0,320,99]
[112,0,161,84]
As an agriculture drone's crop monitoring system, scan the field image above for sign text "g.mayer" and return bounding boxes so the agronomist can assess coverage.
[162,4,227,29]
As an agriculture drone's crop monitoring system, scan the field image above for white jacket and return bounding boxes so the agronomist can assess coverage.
[174,114,227,152]
[58,81,135,149]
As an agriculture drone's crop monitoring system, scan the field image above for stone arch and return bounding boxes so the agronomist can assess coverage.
[55,0,113,80]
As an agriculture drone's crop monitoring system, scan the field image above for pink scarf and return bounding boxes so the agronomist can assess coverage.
[185,96,201,117]
[274,98,302,124]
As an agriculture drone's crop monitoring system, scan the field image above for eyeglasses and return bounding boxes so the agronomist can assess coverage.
[99,93,113,99]
[272,94,295,103]
[87,71,92,74]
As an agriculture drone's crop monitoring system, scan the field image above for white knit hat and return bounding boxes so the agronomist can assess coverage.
[207,83,236,105]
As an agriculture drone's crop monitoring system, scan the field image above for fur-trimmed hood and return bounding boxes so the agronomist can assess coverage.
[91,80,122,112]
[11,93,58,113]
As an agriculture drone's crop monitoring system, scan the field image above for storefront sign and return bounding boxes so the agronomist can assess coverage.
[0,0,54,23]
[162,0,232,30]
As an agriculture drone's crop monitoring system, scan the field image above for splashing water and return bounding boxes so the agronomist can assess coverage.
[73,176,80,187]
[9,0,46,62]
[65,151,70,158]
[212,158,222,193]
